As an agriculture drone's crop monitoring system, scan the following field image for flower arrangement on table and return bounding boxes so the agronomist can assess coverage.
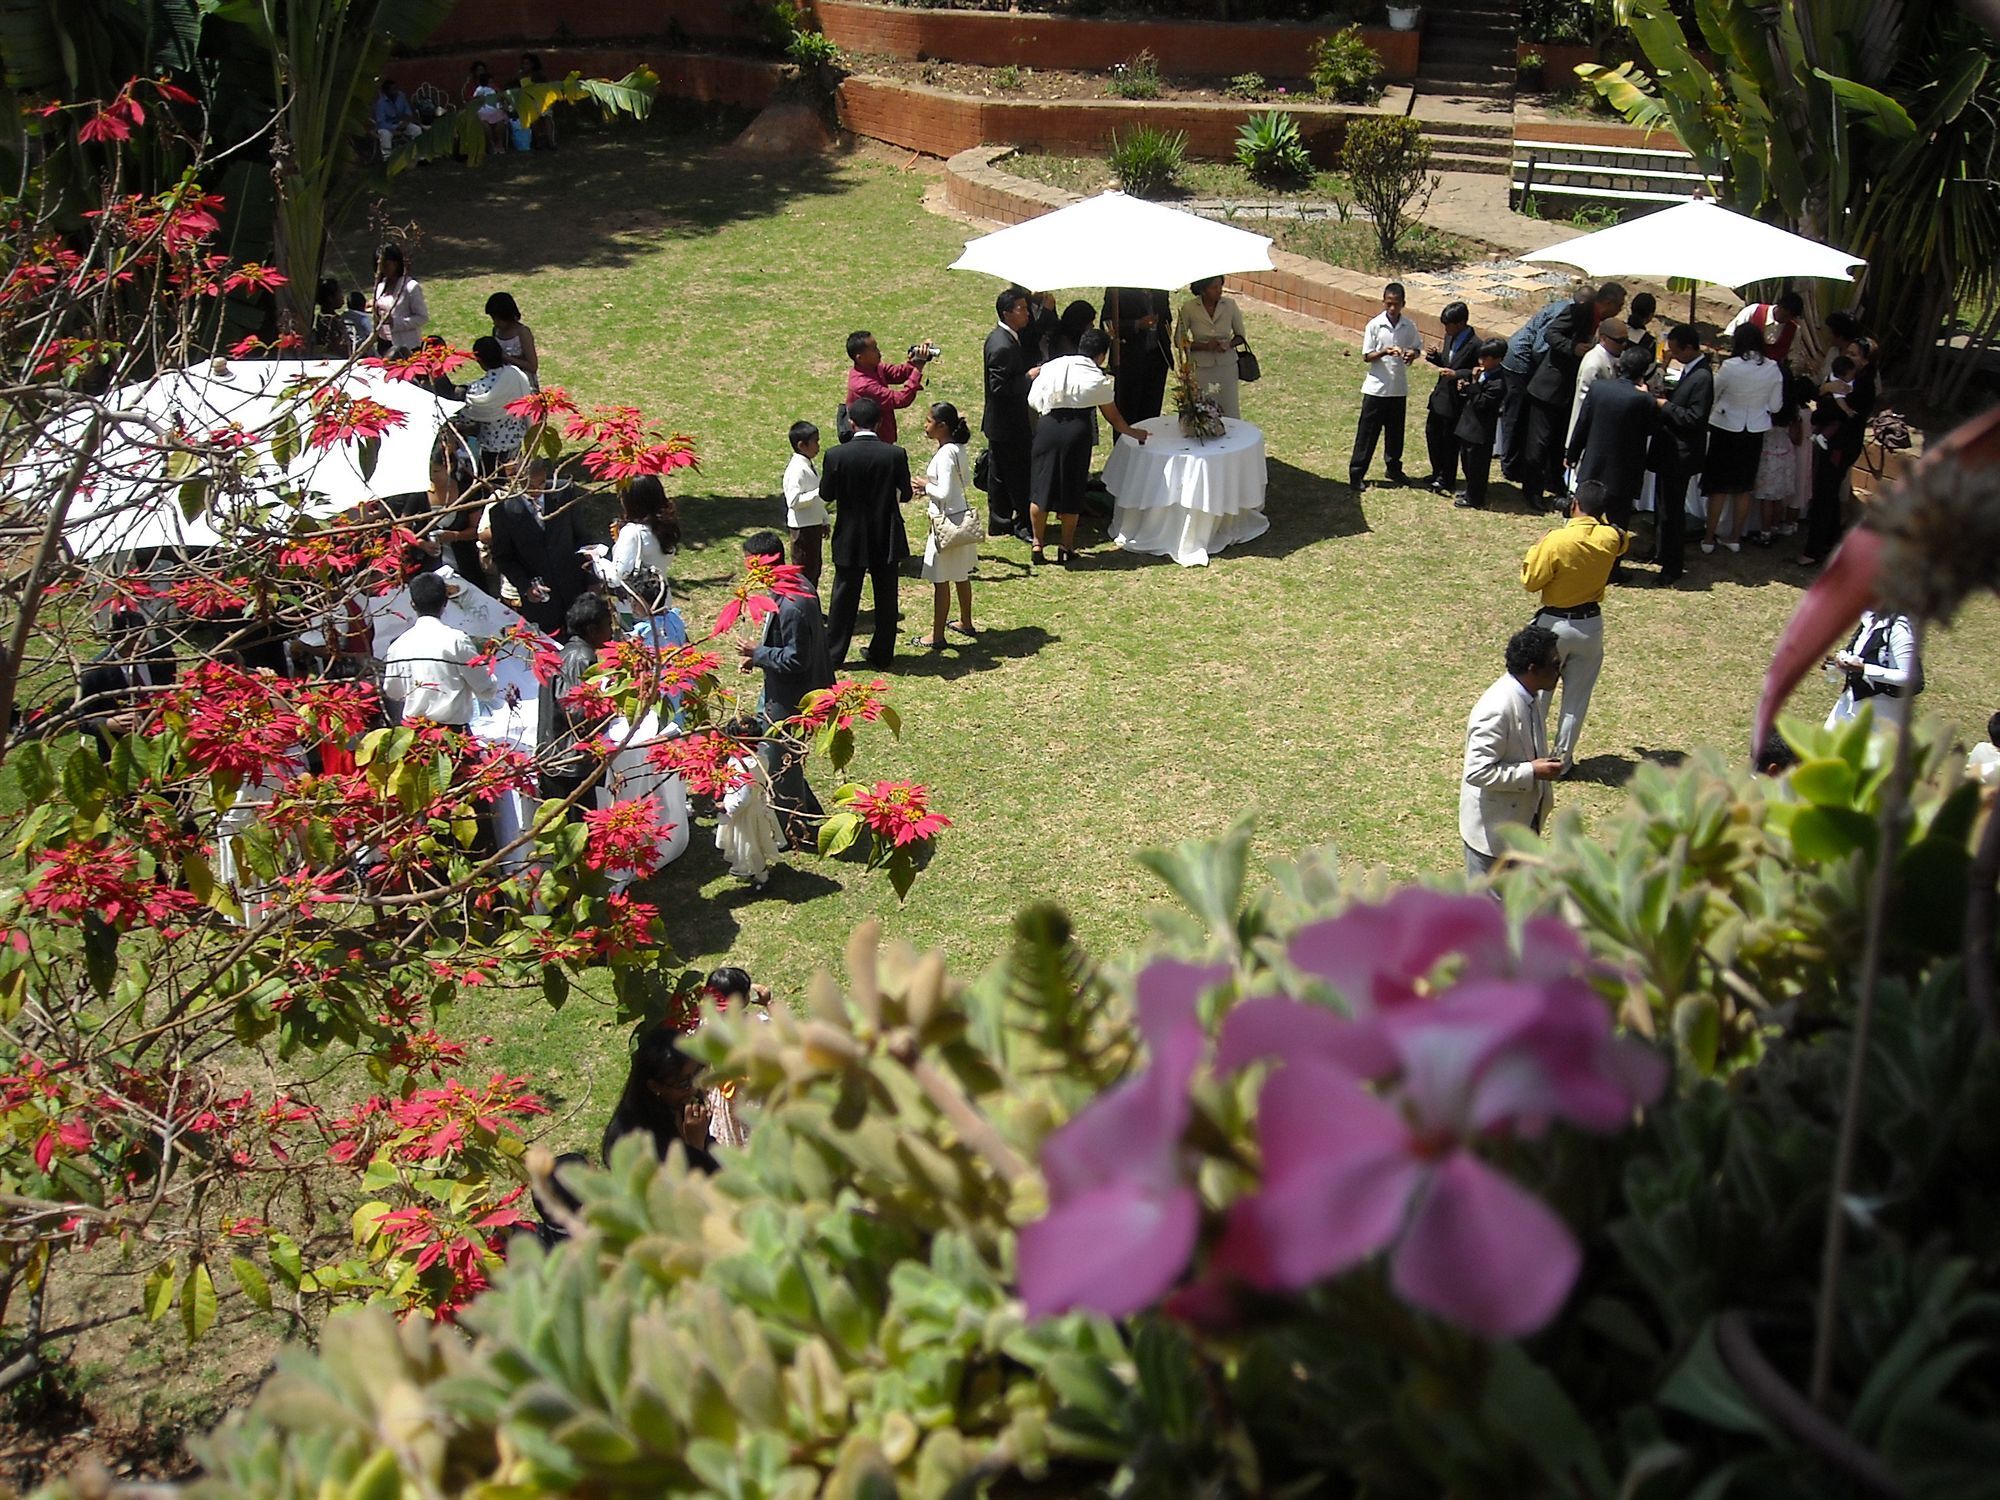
[1171,354,1226,441]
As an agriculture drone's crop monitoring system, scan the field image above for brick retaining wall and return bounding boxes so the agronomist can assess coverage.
[810,0,1419,80]
[424,0,768,49]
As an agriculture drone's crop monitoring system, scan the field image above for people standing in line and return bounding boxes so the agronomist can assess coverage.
[602,473,685,647]
[1519,282,1625,515]
[371,243,429,357]
[372,78,421,160]
[820,395,912,668]
[1700,321,1787,555]
[1102,286,1173,425]
[1347,281,1422,490]
[1460,624,1565,880]
[489,455,597,637]
[1646,323,1713,586]
[1801,335,1878,567]
[1026,328,1149,566]
[737,530,835,845]
[1499,296,1570,481]
[1565,317,1629,447]
[1451,339,1508,510]
[911,401,979,649]
[457,336,534,474]
[1175,275,1248,420]
[537,591,616,814]
[486,292,539,388]
[1723,291,1806,368]
[1825,608,1920,732]
[1521,479,1627,772]
[1564,346,1659,540]
[843,330,931,447]
[1423,300,1478,497]
[981,287,1040,544]
[782,420,829,591]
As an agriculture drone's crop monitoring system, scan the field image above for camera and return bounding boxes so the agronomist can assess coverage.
[909,341,941,362]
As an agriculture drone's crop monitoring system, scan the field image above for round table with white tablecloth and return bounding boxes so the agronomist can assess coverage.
[1102,415,1269,567]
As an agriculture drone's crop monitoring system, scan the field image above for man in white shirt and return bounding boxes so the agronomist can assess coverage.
[1826,609,1920,733]
[1565,317,1629,446]
[382,572,500,729]
[1460,624,1565,880]
[1348,281,1423,491]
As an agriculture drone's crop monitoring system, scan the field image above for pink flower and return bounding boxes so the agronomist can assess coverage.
[1016,960,1229,1319]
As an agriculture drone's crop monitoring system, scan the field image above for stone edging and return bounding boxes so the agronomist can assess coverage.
[943,146,1519,345]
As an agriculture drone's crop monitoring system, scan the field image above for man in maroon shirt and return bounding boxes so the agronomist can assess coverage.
[843,330,932,445]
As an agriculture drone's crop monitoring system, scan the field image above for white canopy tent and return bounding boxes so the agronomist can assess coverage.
[950,191,1275,292]
[1519,197,1865,319]
[20,359,463,561]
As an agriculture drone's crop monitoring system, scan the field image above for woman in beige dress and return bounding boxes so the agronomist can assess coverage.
[1174,275,1248,419]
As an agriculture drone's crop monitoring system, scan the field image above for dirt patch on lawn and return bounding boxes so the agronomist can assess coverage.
[851,55,1318,102]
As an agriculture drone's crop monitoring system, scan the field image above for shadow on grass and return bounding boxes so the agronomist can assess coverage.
[366,108,864,280]
[1231,457,1371,559]
[1568,745,1689,786]
[641,831,847,957]
[885,623,1060,680]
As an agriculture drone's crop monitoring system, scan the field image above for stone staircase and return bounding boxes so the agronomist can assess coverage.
[1510,138,1715,212]
[1413,2,1519,101]
[1419,116,1513,176]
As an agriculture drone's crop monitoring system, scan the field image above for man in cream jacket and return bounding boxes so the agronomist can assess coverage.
[1460,624,1565,878]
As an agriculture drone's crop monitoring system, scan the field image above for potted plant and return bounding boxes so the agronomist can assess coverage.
[1385,4,1421,30]
[1518,49,1544,90]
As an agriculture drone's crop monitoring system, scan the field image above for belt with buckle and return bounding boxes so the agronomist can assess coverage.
[1537,602,1601,620]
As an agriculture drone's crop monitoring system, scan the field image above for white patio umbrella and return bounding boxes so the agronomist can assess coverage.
[950,191,1275,291]
[22,359,462,561]
[1519,197,1864,318]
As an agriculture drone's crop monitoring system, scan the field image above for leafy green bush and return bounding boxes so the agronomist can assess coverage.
[1309,23,1383,103]
[1226,71,1269,100]
[1341,113,1436,257]
[991,63,1026,91]
[786,27,843,71]
[1234,110,1313,185]
[1107,48,1163,100]
[1110,125,1187,198]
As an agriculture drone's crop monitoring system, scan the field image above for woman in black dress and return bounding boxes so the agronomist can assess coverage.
[1026,328,1149,566]
[1800,334,1878,568]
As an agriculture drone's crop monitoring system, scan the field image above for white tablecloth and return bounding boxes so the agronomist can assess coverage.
[1103,416,1269,567]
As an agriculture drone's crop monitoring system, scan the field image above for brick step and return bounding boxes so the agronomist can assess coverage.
[1419,61,1516,81]
[1515,146,1701,173]
[1414,76,1516,99]
[1512,181,1692,209]
[1512,167,1711,192]
[1414,116,1515,140]
[1424,32,1518,54]
[1431,150,1511,175]
[1423,132,1511,157]
[1427,19,1521,39]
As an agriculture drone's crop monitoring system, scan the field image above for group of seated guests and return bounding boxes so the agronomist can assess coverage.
[369,59,557,164]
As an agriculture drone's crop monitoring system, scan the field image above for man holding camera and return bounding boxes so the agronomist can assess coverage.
[844,330,933,446]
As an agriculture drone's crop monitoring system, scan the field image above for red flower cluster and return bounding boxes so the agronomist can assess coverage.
[221,261,287,295]
[594,639,719,702]
[504,386,581,424]
[558,403,700,485]
[22,838,199,931]
[713,553,814,635]
[365,345,472,384]
[129,575,250,619]
[847,781,951,848]
[290,680,379,745]
[161,662,305,780]
[229,331,306,358]
[644,732,756,799]
[794,677,892,734]
[580,796,676,877]
[305,391,406,452]
[328,1072,547,1168]
[529,892,662,962]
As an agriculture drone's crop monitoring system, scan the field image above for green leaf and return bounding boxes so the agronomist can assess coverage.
[145,1259,178,1321]
[887,853,916,901]
[178,477,209,523]
[12,740,54,803]
[1483,1341,1613,1494]
[819,812,862,858]
[1788,756,1856,807]
[542,965,571,1010]
[1787,804,1877,862]
[343,1448,403,1500]
[356,435,380,482]
[229,1255,272,1311]
[1135,817,1251,947]
[1810,68,1918,139]
[1672,993,1721,1074]
[62,742,109,817]
[181,1259,218,1341]
[269,1233,304,1289]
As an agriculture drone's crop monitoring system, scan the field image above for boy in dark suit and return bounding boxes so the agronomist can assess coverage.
[818,395,912,669]
[738,530,836,842]
[1423,301,1478,496]
[1453,339,1508,509]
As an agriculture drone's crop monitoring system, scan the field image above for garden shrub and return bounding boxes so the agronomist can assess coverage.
[1341,113,1436,258]
[1110,125,1187,198]
[1226,71,1269,100]
[1107,49,1162,100]
[1310,24,1382,103]
[1235,109,1313,185]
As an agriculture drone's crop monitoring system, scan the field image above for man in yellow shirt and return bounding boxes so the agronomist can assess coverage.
[1520,479,1628,772]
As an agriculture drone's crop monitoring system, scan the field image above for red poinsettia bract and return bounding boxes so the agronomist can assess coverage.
[23,839,199,931]
[306,391,406,451]
[580,796,677,877]
[713,554,814,635]
[848,781,950,848]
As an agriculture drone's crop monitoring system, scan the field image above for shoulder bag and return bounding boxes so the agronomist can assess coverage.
[1236,345,1262,383]
[931,448,985,548]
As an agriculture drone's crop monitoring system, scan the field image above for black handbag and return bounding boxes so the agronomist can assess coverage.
[1236,346,1262,383]
[972,447,992,493]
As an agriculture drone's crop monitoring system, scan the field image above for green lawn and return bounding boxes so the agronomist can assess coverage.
[358,111,2000,1148]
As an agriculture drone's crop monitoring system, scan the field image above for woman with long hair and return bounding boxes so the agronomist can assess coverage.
[604,473,687,646]
[1700,320,1785,555]
[370,243,428,357]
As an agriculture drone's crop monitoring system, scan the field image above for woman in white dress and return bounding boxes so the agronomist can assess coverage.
[911,401,978,649]
[602,474,687,646]
[1174,275,1248,419]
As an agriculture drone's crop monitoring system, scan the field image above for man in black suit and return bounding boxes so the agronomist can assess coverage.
[1520,282,1625,513]
[76,611,174,755]
[819,395,912,669]
[1647,323,1713,586]
[537,591,617,814]
[738,530,836,841]
[1423,301,1478,496]
[981,286,1040,542]
[1565,346,1660,532]
[1102,286,1172,424]
[487,456,597,634]
[1452,338,1508,509]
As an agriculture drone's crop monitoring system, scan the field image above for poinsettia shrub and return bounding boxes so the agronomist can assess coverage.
[154,726,2000,1499]
[0,91,947,1395]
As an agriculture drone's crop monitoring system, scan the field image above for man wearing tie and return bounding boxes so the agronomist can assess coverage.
[1647,324,1714,586]
[1460,625,1564,880]
[1564,346,1660,537]
[819,395,913,669]
[981,287,1041,543]
[1423,300,1478,496]
[487,456,597,634]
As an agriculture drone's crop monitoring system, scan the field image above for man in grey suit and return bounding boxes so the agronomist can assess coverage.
[1460,624,1565,879]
